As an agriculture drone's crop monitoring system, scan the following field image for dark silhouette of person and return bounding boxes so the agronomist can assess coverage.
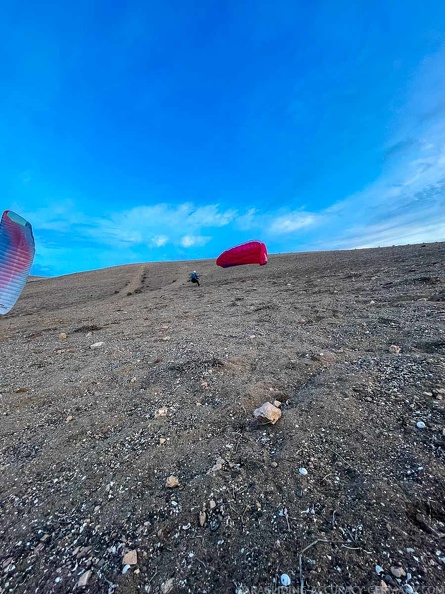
[189,271,200,286]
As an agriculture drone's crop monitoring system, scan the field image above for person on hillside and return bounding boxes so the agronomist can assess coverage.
[189,271,200,287]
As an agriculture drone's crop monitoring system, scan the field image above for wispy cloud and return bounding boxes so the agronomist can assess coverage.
[304,49,445,251]
[150,235,168,247]
[97,203,236,247]
[269,212,318,234]
[309,149,445,251]
[180,235,211,248]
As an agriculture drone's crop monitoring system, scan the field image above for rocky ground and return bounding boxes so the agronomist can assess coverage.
[1,242,445,594]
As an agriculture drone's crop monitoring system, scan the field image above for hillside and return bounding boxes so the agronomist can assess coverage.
[1,243,445,593]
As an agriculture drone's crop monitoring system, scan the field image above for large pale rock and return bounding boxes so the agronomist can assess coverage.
[253,402,282,425]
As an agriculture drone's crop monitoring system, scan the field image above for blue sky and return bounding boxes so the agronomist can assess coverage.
[2,0,445,276]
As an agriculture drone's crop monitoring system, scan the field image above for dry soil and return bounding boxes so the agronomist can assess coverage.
[1,243,445,594]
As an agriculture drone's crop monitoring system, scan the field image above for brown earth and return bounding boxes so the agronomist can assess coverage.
[1,243,445,594]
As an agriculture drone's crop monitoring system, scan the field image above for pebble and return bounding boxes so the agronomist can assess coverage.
[77,570,92,588]
[165,475,179,488]
[312,350,337,364]
[123,550,137,565]
[404,586,414,594]
[298,468,308,476]
[389,345,401,354]
[58,333,67,340]
[383,574,396,586]
[208,457,225,473]
[90,342,104,349]
[390,566,406,578]
[155,407,168,418]
[66,415,73,423]
[280,574,291,587]
[159,438,166,445]
[273,400,282,408]
[161,578,174,594]
[209,516,221,531]
[375,565,384,574]
[416,421,426,429]
[122,564,131,574]
[422,392,433,397]
[199,511,206,526]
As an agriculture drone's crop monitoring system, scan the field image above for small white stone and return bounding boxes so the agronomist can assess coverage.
[298,468,308,476]
[416,421,426,429]
[90,342,104,349]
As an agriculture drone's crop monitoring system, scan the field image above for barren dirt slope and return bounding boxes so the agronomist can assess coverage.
[1,243,445,594]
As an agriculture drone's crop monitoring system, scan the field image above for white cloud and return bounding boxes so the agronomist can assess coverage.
[187,204,237,227]
[180,235,211,248]
[235,208,259,230]
[150,235,168,247]
[92,202,236,247]
[269,212,317,234]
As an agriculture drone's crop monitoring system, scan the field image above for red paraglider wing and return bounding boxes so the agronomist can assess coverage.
[216,241,268,268]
